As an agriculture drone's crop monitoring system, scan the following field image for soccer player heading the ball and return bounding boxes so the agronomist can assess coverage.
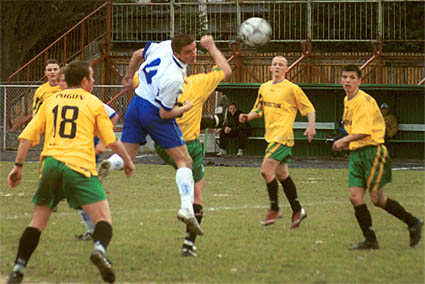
[333,65,423,250]
[239,56,316,228]
[6,61,135,284]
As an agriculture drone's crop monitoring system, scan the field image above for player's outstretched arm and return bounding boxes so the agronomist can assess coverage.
[239,111,259,123]
[108,141,135,178]
[200,35,232,79]
[304,112,316,142]
[8,139,32,188]
[122,48,144,90]
[159,100,193,119]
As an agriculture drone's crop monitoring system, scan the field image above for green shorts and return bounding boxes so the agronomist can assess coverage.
[154,139,205,182]
[264,142,292,164]
[349,144,392,192]
[33,156,106,209]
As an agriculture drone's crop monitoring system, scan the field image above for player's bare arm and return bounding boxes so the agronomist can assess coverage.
[304,112,316,142]
[332,133,368,152]
[122,48,144,89]
[8,139,33,188]
[159,100,193,119]
[108,141,135,178]
[200,35,232,78]
[239,111,259,123]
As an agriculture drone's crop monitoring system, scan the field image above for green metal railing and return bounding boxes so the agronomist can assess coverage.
[111,0,424,43]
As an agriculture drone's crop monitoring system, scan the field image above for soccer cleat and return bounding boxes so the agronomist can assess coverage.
[290,207,307,229]
[7,271,24,284]
[348,240,380,250]
[90,249,116,283]
[215,95,229,128]
[409,217,424,247]
[261,208,282,226]
[216,149,226,157]
[75,231,93,241]
[177,208,204,236]
[97,160,111,183]
[236,149,244,157]
[181,245,198,257]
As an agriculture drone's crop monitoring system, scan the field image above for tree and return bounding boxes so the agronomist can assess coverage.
[0,0,106,82]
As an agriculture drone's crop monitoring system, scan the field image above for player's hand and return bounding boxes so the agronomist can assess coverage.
[332,138,348,152]
[183,100,193,110]
[216,128,222,134]
[122,75,134,90]
[239,113,248,123]
[123,161,135,179]
[304,126,316,143]
[8,167,22,188]
[224,126,231,134]
[200,35,215,50]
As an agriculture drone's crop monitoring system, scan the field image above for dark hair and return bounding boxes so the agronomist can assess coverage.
[342,65,362,78]
[57,66,67,78]
[171,34,195,54]
[65,61,90,87]
[45,59,60,67]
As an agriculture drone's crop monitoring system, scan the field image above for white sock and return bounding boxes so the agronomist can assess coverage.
[214,115,219,127]
[108,154,124,170]
[94,241,106,254]
[78,209,95,233]
[175,167,194,211]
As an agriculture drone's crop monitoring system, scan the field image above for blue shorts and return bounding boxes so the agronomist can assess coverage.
[121,96,185,149]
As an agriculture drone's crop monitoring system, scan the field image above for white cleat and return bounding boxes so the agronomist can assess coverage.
[177,208,204,236]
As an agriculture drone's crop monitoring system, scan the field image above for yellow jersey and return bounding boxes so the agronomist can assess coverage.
[177,68,226,141]
[32,82,62,115]
[343,89,385,150]
[133,67,226,141]
[19,88,116,177]
[251,79,315,146]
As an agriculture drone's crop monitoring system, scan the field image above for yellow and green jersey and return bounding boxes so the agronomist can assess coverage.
[343,89,385,150]
[32,82,62,115]
[133,67,226,141]
[20,88,116,177]
[251,79,315,146]
[177,67,225,141]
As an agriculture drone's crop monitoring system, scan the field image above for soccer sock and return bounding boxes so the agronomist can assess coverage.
[108,154,124,170]
[92,221,113,252]
[354,204,377,242]
[13,227,41,273]
[383,198,418,226]
[176,168,195,211]
[78,209,95,233]
[184,204,203,247]
[266,179,279,211]
[280,176,301,213]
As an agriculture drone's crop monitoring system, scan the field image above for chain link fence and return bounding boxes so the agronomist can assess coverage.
[1,84,219,151]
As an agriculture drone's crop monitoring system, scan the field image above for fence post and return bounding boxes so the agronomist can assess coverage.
[236,0,241,26]
[170,0,175,38]
[377,0,383,39]
[3,86,7,151]
[307,0,312,39]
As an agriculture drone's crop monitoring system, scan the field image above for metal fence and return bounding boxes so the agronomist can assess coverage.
[111,0,424,43]
[1,84,218,150]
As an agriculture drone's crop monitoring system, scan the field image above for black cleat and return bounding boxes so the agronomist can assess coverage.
[75,231,93,241]
[215,95,228,128]
[7,271,24,284]
[409,217,424,247]
[181,245,198,257]
[348,240,380,250]
[90,249,116,283]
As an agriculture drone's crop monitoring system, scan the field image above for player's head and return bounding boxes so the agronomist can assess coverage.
[172,34,197,65]
[341,65,362,95]
[270,56,288,80]
[57,67,68,90]
[44,59,60,86]
[65,61,94,92]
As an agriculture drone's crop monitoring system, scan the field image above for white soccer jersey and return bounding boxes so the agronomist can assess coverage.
[103,103,117,120]
[134,40,187,110]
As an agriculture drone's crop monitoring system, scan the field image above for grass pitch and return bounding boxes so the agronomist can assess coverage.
[1,161,424,283]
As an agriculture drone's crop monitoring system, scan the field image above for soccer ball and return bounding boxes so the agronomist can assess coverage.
[238,17,272,48]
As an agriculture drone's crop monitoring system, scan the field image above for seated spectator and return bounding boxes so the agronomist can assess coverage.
[380,103,398,140]
[216,103,251,157]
